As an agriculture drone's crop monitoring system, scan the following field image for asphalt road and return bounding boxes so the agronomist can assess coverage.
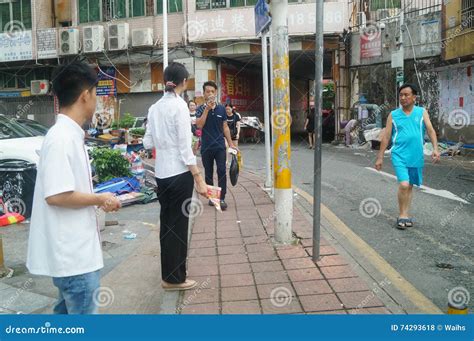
[239,138,474,311]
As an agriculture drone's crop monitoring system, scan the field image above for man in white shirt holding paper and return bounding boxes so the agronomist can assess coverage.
[27,61,121,314]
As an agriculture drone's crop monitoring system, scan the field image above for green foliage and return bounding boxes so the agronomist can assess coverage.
[91,147,131,183]
[110,121,119,130]
[129,128,145,137]
[323,83,335,110]
[120,113,135,129]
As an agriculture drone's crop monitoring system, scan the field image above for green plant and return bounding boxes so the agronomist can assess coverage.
[91,147,131,183]
[119,113,135,129]
[110,121,119,130]
[129,128,145,137]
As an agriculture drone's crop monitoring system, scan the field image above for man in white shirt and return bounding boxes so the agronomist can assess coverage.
[27,61,121,314]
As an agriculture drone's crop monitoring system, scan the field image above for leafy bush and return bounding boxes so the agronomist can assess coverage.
[110,113,136,130]
[91,147,131,183]
[129,128,145,137]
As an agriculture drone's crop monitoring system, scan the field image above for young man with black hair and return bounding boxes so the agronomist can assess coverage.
[27,61,121,314]
[375,83,440,230]
[195,81,237,211]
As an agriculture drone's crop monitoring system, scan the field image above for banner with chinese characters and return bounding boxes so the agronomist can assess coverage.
[220,65,263,113]
[360,34,382,59]
[0,31,33,62]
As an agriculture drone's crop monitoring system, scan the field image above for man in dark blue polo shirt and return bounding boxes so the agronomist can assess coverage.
[195,81,237,211]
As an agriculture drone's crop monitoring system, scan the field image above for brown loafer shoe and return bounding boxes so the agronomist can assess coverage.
[162,279,197,291]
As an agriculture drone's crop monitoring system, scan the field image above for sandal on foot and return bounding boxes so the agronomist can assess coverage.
[405,218,414,228]
[397,218,409,230]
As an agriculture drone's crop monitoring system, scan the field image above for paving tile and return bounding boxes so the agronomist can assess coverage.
[192,232,216,241]
[261,298,303,314]
[217,238,244,247]
[219,254,248,265]
[328,278,370,293]
[245,243,275,254]
[222,286,258,302]
[257,283,295,299]
[305,246,338,257]
[316,255,349,267]
[338,291,384,309]
[287,268,324,282]
[299,294,344,312]
[217,230,242,239]
[307,310,347,315]
[277,247,308,259]
[222,300,261,314]
[217,245,246,255]
[240,228,266,237]
[254,271,289,285]
[182,288,219,305]
[190,276,218,289]
[219,263,252,275]
[188,256,218,266]
[220,274,255,287]
[251,261,285,273]
[188,247,217,258]
[348,307,391,314]
[293,280,333,296]
[180,303,219,314]
[320,265,358,279]
[190,239,215,249]
[282,257,316,270]
[244,235,270,244]
[187,264,219,276]
[248,251,279,263]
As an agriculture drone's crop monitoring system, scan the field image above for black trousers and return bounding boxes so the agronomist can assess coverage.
[201,148,227,200]
[156,171,194,284]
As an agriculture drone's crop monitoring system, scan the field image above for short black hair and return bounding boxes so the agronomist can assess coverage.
[203,81,218,91]
[164,62,189,92]
[399,83,418,95]
[52,61,98,108]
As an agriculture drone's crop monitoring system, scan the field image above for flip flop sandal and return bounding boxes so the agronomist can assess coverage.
[405,219,414,228]
[397,218,409,230]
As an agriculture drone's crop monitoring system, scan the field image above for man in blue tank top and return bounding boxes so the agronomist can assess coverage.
[375,84,440,229]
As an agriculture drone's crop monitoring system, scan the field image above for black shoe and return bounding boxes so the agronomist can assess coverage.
[220,200,228,211]
[208,200,214,207]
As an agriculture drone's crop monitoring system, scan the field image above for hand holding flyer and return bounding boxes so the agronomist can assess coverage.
[207,185,222,212]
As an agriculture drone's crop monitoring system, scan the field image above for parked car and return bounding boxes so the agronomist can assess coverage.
[14,118,49,136]
[0,115,43,164]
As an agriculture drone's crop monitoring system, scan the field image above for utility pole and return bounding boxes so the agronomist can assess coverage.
[397,9,404,90]
[312,0,324,262]
[163,0,168,69]
[271,0,293,244]
[262,30,272,189]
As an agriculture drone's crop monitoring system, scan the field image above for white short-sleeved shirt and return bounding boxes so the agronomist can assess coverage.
[26,114,103,278]
[143,92,197,179]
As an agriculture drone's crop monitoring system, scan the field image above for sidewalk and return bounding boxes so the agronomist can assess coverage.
[177,168,393,314]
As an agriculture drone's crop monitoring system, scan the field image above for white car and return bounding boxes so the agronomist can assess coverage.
[0,115,43,165]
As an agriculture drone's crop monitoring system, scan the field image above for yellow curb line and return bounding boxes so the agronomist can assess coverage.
[293,185,443,314]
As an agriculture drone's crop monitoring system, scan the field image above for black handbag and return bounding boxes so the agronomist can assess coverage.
[229,154,239,186]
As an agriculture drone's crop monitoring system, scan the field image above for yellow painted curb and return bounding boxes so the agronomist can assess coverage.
[293,185,443,314]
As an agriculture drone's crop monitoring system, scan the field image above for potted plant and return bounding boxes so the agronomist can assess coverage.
[91,147,132,183]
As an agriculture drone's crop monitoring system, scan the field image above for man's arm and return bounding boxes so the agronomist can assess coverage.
[423,110,440,162]
[195,105,210,129]
[375,113,393,171]
[46,191,120,212]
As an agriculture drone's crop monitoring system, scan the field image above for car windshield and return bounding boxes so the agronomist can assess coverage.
[15,119,49,136]
[0,116,37,140]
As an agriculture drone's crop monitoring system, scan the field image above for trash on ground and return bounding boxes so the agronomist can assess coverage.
[123,233,137,240]
[105,220,119,226]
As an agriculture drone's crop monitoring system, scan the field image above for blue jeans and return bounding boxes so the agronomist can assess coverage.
[52,270,100,314]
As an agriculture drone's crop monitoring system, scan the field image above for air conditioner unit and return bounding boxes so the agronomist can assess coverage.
[83,25,105,53]
[58,28,80,55]
[31,80,49,95]
[108,23,129,51]
[132,28,154,47]
[377,9,390,20]
[356,12,366,28]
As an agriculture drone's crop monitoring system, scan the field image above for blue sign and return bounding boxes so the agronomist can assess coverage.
[96,67,117,97]
[254,0,271,36]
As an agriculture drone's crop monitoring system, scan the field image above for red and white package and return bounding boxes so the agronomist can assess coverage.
[207,186,222,212]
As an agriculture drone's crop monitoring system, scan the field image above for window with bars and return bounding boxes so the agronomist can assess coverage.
[79,0,101,23]
[0,69,49,90]
[461,0,474,29]
[230,0,257,7]
[156,0,183,14]
[370,0,401,10]
[0,0,32,33]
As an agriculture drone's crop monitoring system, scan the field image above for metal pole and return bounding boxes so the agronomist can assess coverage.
[163,0,169,68]
[269,27,275,199]
[262,30,272,189]
[271,0,293,244]
[313,0,324,262]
